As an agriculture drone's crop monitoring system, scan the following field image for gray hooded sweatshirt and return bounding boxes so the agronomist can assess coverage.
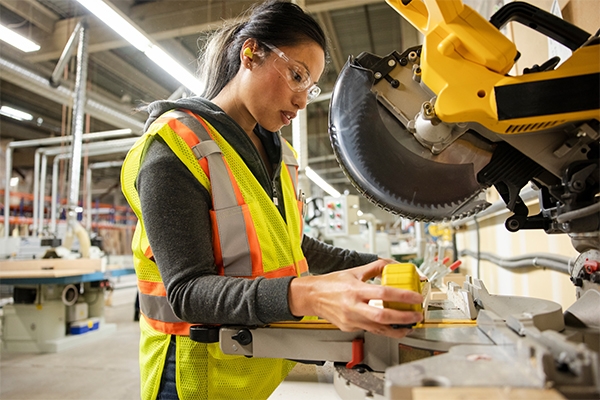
[137,97,377,326]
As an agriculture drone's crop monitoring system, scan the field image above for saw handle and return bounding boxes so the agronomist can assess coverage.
[489,1,591,51]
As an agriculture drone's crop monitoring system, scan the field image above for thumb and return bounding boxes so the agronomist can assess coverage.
[353,258,388,281]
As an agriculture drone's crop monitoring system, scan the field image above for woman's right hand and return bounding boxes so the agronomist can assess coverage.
[288,259,423,338]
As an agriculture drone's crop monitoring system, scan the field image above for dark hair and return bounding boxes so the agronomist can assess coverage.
[198,0,328,99]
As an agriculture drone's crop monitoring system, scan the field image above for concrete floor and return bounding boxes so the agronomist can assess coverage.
[0,296,340,400]
[0,301,141,400]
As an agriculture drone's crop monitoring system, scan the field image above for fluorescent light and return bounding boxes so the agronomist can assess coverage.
[0,24,40,52]
[145,46,205,95]
[76,0,204,95]
[0,106,34,121]
[305,166,341,198]
[76,0,150,51]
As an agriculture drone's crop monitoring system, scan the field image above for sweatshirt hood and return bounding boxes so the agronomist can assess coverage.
[144,97,214,132]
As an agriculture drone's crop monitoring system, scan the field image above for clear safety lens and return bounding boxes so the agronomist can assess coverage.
[268,43,321,104]
[306,84,321,103]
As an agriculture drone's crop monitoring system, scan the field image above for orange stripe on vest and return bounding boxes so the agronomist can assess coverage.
[138,279,167,296]
[165,117,210,177]
[141,314,192,336]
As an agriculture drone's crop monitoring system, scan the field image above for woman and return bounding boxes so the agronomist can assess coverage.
[121,1,423,399]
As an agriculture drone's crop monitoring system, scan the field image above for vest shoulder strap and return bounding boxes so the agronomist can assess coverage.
[159,109,254,276]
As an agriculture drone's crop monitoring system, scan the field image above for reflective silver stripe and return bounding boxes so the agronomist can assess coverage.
[192,141,220,159]
[139,292,185,323]
[215,206,252,276]
[281,143,299,196]
[167,111,253,276]
[164,110,212,141]
[281,150,297,166]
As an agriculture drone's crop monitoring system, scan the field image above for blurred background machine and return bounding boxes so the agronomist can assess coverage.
[0,17,136,353]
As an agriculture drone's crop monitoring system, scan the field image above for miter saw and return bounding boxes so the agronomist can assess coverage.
[205,266,598,399]
[324,0,600,397]
[328,0,599,245]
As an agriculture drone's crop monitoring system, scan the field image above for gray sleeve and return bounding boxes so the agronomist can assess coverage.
[302,235,378,275]
[137,139,298,325]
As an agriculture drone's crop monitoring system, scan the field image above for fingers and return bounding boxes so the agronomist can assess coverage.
[334,303,422,339]
[378,257,397,265]
[347,281,423,305]
[351,259,388,281]
[356,301,423,326]
[378,285,424,304]
[299,263,425,340]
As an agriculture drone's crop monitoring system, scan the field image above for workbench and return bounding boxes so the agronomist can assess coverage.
[0,258,135,353]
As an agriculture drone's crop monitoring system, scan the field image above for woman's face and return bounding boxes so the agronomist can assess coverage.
[246,41,325,132]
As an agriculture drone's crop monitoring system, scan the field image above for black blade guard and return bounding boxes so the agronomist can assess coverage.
[328,58,490,221]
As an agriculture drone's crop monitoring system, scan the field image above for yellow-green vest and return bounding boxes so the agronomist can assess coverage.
[121,109,307,399]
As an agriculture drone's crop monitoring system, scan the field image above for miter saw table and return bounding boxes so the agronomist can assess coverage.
[192,276,599,400]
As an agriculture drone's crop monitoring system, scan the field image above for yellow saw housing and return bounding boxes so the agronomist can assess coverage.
[328,0,599,229]
[386,0,599,134]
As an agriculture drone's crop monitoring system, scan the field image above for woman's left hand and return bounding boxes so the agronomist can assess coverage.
[288,259,424,339]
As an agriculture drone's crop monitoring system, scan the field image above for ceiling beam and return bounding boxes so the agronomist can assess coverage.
[0,55,145,132]
[90,51,171,101]
[0,118,51,142]
[317,11,344,73]
[0,0,59,33]
[24,0,384,63]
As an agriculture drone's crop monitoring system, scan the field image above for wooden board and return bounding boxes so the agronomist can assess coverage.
[0,259,102,279]
[411,387,565,400]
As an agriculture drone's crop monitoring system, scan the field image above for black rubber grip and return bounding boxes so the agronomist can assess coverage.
[489,1,590,51]
[189,325,220,343]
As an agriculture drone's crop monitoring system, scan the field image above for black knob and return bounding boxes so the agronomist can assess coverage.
[231,329,252,346]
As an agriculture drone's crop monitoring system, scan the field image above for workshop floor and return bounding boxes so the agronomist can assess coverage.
[0,301,141,400]
[0,297,339,400]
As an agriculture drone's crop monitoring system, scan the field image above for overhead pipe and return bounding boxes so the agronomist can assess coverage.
[50,20,84,88]
[4,129,133,238]
[34,135,136,236]
[37,137,139,235]
[65,19,90,256]
[85,160,124,232]
[459,249,573,275]
[0,56,145,132]
[51,148,131,236]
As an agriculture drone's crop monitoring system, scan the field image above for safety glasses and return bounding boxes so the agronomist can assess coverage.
[264,43,321,104]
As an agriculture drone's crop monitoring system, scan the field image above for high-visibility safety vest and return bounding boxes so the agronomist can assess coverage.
[121,109,308,400]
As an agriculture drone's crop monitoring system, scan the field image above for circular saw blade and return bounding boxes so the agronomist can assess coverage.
[328,57,492,221]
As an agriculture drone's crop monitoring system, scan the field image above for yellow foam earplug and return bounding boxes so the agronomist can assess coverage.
[243,47,253,59]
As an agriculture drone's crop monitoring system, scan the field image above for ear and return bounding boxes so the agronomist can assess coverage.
[241,38,258,69]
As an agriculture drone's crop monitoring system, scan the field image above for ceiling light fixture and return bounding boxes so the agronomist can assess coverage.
[0,24,40,52]
[305,166,341,198]
[76,0,204,95]
[0,105,34,121]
